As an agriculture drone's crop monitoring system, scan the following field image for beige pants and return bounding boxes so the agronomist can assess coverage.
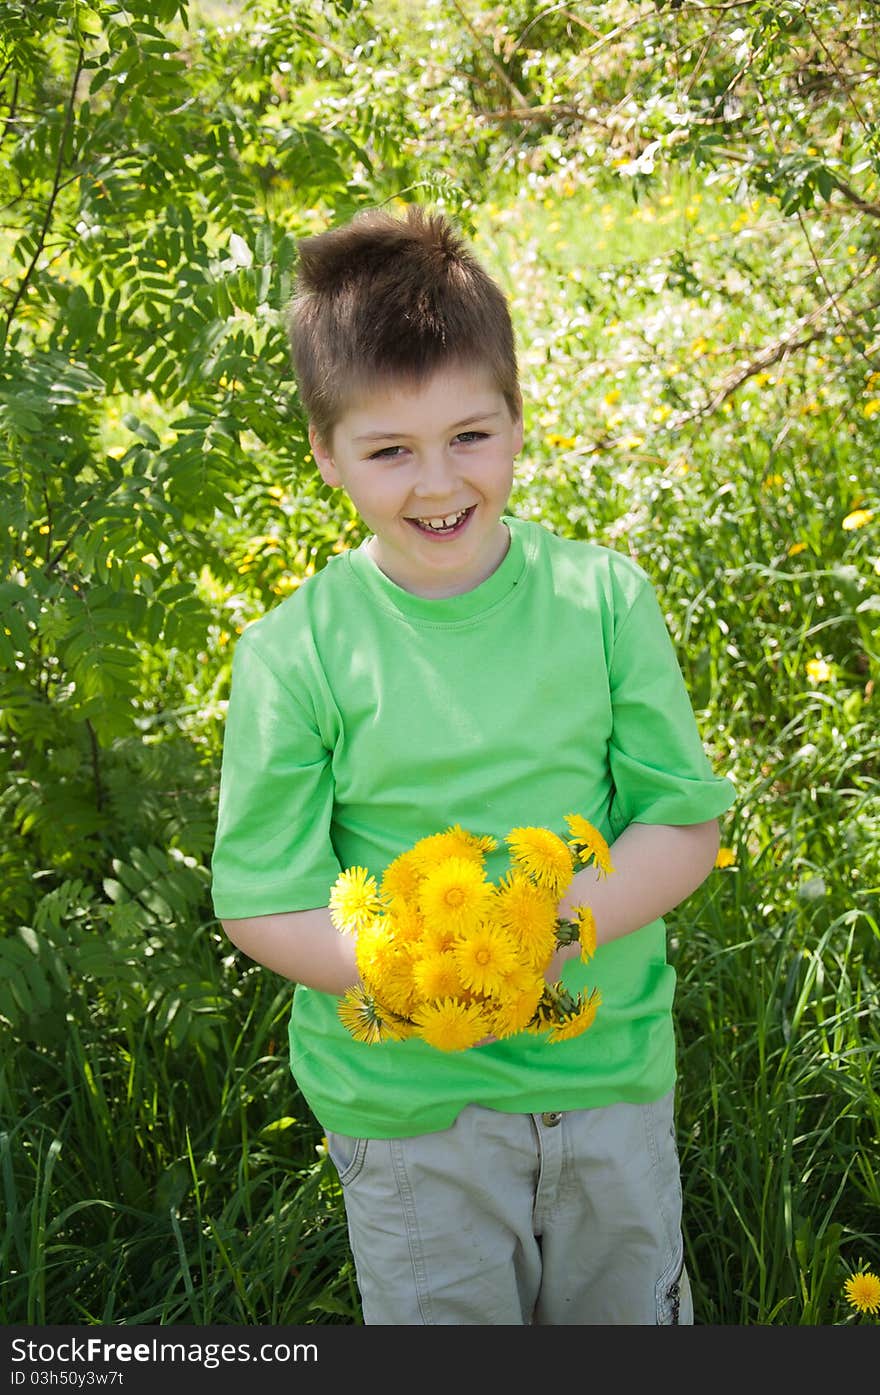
[325,1090,693,1325]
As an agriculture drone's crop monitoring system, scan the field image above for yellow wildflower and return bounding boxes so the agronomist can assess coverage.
[410,825,495,873]
[353,917,399,981]
[715,847,737,869]
[546,988,603,1043]
[337,985,408,1044]
[492,871,558,968]
[489,970,545,1037]
[572,905,597,961]
[418,857,495,935]
[843,1270,880,1315]
[411,950,468,1002]
[506,826,575,898]
[806,657,833,684]
[384,901,425,946]
[565,814,615,877]
[787,541,807,556]
[419,919,459,956]
[842,508,873,531]
[380,848,424,907]
[411,997,491,1052]
[364,947,418,1020]
[453,923,521,997]
[329,866,381,934]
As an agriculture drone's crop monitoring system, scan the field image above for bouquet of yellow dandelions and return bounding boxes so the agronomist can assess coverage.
[331,813,615,1052]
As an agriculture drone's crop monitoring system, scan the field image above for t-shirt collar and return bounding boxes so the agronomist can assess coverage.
[347,515,528,623]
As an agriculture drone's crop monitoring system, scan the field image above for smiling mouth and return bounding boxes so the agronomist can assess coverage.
[407,506,475,535]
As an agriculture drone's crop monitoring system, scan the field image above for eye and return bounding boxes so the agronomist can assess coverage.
[455,430,488,445]
[368,445,406,460]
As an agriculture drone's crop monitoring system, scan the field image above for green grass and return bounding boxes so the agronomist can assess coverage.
[1,969,361,1325]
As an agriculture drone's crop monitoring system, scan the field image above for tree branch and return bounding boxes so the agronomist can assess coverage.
[1,45,84,350]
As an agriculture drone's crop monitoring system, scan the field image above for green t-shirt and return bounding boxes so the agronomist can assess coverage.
[211,515,736,1137]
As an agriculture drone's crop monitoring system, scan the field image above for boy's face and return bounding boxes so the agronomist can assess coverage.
[309,363,523,599]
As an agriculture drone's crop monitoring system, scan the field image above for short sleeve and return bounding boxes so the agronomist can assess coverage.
[607,578,736,836]
[210,631,342,919]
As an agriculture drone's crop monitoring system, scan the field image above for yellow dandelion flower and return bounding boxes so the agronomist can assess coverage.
[546,988,602,1044]
[842,508,873,531]
[488,972,545,1038]
[493,871,558,968]
[337,985,406,1044]
[506,826,575,898]
[806,657,833,684]
[418,857,495,935]
[410,825,496,873]
[411,997,490,1052]
[572,905,597,962]
[862,399,880,418]
[329,866,382,934]
[420,919,459,956]
[353,917,399,981]
[564,814,615,877]
[715,847,737,869]
[529,987,558,1034]
[380,848,424,908]
[384,901,426,946]
[364,944,418,1019]
[411,950,468,1002]
[496,960,542,1000]
[383,1015,416,1041]
[787,541,807,556]
[451,824,499,856]
[453,922,521,997]
[844,1270,880,1315]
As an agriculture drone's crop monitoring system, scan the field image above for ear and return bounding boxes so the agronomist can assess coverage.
[309,423,341,487]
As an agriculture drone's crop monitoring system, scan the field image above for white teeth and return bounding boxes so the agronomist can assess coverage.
[416,509,469,530]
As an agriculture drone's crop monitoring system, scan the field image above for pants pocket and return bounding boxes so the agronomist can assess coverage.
[324,1130,369,1185]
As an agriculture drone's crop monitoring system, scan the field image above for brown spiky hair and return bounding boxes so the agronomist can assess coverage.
[284,204,520,447]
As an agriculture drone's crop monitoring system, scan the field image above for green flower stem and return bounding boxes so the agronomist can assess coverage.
[555,918,581,947]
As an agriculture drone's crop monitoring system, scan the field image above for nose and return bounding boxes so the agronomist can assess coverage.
[412,447,459,498]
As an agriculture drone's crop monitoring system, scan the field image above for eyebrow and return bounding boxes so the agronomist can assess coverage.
[352,410,504,443]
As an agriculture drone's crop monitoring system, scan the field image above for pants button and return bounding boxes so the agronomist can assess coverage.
[541,1111,563,1127]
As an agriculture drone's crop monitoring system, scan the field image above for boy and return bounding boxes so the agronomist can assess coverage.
[211,204,736,1325]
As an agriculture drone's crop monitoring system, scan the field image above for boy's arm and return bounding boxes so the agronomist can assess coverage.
[555,817,720,960]
[221,908,359,995]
